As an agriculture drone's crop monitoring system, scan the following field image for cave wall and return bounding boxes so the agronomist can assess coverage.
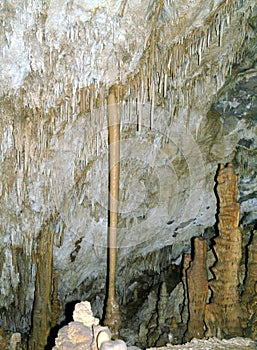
[0,0,256,343]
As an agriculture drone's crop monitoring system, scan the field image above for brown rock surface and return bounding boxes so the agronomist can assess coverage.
[184,237,208,341]
[206,164,243,338]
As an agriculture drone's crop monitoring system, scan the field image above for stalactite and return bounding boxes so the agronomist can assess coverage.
[184,237,208,342]
[150,78,155,129]
[205,163,243,338]
[122,0,252,125]
[104,84,122,336]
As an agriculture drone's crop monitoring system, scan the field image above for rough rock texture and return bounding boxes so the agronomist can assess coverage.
[53,300,257,350]
[53,301,102,349]
[53,300,127,350]
[0,0,257,348]
[242,230,257,339]
[206,164,244,338]
[29,216,56,349]
[184,238,208,342]
[118,165,256,347]
[73,301,100,327]
[147,337,257,350]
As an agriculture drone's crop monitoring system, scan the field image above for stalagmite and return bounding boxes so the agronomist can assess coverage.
[181,253,191,325]
[205,163,243,338]
[104,84,122,336]
[242,230,257,339]
[184,237,208,342]
[29,216,56,349]
[0,0,256,347]
[157,281,169,326]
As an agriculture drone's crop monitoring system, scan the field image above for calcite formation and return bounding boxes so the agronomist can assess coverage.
[104,84,122,336]
[29,217,57,349]
[206,163,243,338]
[73,301,100,328]
[184,237,208,341]
[242,230,257,339]
[147,337,257,350]
[53,300,127,350]
[0,0,256,347]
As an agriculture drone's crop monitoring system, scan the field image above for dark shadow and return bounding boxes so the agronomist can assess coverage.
[45,300,80,350]
[190,236,196,261]
[213,163,222,237]
[241,226,256,295]
[207,163,223,296]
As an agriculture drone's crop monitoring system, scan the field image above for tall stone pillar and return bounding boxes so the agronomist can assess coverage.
[206,163,243,338]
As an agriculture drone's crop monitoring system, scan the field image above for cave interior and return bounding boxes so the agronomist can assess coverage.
[0,0,257,349]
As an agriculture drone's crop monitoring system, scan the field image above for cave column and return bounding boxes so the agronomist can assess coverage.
[104,84,122,336]
[205,163,243,338]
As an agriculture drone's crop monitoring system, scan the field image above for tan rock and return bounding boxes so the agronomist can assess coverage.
[206,163,243,338]
[184,237,208,341]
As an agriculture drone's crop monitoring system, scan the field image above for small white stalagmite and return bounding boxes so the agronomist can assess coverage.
[100,339,127,350]
[97,329,127,350]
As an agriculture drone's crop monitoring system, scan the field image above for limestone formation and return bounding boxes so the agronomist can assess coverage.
[157,282,169,327]
[0,0,256,347]
[147,336,257,350]
[29,217,56,349]
[100,339,127,350]
[181,254,191,326]
[73,301,100,328]
[0,329,7,349]
[242,230,257,339]
[104,84,122,336]
[206,163,243,338]
[54,322,92,349]
[184,237,208,342]
[53,300,124,350]
[9,333,22,350]
[97,328,112,350]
